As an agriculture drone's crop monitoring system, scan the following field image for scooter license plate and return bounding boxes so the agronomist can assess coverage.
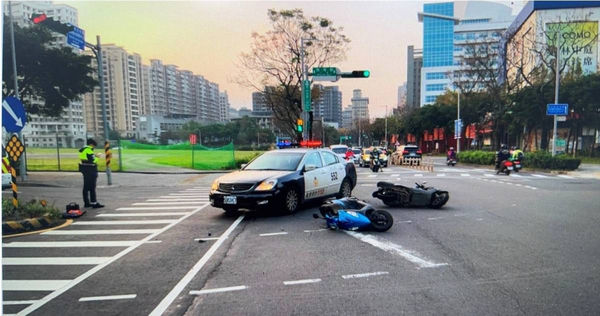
[515,164,521,168]
[507,166,514,170]
[224,196,237,205]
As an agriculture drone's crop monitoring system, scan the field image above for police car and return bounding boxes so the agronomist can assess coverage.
[209,148,357,214]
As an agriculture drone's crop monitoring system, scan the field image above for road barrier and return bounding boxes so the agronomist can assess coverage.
[400,158,434,172]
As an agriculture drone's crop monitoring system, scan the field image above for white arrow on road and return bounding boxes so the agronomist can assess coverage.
[3,99,23,127]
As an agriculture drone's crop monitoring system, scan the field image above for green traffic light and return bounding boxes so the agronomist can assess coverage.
[363,70,370,77]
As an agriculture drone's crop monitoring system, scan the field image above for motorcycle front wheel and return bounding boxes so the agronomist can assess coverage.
[368,210,394,232]
[430,191,449,209]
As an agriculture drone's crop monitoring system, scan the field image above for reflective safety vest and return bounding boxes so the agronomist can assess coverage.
[512,149,524,160]
[79,146,98,164]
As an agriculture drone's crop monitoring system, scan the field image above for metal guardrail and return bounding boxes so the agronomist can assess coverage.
[395,157,434,172]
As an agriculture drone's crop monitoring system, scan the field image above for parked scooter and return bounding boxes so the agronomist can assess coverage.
[314,197,394,232]
[372,181,449,209]
[496,160,514,175]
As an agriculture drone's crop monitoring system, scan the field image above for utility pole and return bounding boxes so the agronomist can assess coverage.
[8,1,27,181]
[384,105,388,147]
[300,38,309,141]
[457,89,461,153]
[552,40,560,157]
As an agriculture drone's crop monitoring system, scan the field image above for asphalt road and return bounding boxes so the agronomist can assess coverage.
[2,164,600,315]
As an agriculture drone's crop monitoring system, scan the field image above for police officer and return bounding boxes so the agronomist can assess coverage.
[79,139,104,208]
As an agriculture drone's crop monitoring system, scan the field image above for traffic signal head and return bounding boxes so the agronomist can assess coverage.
[31,13,47,24]
[340,70,371,78]
[30,13,75,35]
[296,119,304,132]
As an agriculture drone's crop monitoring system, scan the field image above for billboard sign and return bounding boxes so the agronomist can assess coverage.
[546,21,598,75]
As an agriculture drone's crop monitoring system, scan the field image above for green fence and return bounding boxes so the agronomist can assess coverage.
[120,140,236,171]
[25,140,120,172]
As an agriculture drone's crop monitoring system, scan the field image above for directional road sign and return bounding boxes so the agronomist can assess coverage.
[454,119,463,139]
[312,67,339,82]
[67,26,85,50]
[303,80,311,111]
[547,103,568,116]
[2,97,27,133]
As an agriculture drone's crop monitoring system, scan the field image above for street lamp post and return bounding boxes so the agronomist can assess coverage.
[551,42,560,157]
[457,89,461,153]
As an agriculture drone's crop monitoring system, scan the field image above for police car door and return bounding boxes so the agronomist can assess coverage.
[303,151,328,199]
[320,150,345,195]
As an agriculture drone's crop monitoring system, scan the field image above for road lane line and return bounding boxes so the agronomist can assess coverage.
[398,220,413,223]
[558,175,574,179]
[42,229,159,235]
[97,212,190,217]
[346,231,448,268]
[149,215,245,316]
[2,300,38,305]
[79,294,137,302]
[2,257,110,265]
[360,184,371,187]
[133,202,208,206]
[304,229,329,233]
[259,232,288,236]
[341,271,389,279]
[189,285,248,295]
[194,237,219,241]
[117,206,203,210]
[2,241,137,248]
[20,204,211,316]
[145,240,162,244]
[73,220,176,225]
[428,217,444,221]
[2,280,71,291]
[283,279,322,285]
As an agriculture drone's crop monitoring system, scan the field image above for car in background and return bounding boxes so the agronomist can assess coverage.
[330,144,349,161]
[359,148,372,167]
[209,148,357,215]
[392,144,422,165]
[351,147,362,164]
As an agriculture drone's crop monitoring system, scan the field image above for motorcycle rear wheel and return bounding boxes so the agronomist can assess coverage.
[368,210,394,232]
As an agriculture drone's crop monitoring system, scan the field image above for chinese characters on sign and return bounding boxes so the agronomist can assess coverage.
[546,21,598,75]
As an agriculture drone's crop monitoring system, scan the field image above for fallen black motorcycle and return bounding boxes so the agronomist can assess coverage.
[372,181,449,209]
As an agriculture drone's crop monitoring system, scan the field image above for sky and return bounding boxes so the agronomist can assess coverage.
[68,0,525,119]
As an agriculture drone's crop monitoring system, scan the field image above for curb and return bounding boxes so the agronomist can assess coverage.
[2,216,68,236]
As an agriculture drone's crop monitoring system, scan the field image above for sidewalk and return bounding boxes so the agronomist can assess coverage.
[566,164,600,180]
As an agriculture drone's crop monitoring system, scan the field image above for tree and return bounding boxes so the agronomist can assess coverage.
[2,20,97,117]
[235,9,350,138]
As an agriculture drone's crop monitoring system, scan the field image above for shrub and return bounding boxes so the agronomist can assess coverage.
[457,150,495,165]
[457,150,581,170]
[2,199,62,221]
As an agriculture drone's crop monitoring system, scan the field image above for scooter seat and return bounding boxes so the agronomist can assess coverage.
[377,181,395,188]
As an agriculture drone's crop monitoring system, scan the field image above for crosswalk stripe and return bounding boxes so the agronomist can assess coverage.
[460,173,470,177]
[133,202,208,205]
[414,174,423,177]
[368,175,377,178]
[167,194,205,196]
[483,174,494,177]
[557,175,574,179]
[73,220,176,225]
[391,174,399,177]
[532,174,548,178]
[117,206,202,210]
[2,257,111,265]
[42,229,159,235]
[97,212,190,217]
[2,241,138,248]
[2,280,71,291]
[511,174,523,178]
[436,173,446,177]
[157,197,208,201]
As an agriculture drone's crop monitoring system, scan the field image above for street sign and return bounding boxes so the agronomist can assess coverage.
[454,119,463,139]
[312,67,339,82]
[189,134,197,145]
[303,80,311,111]
[2,97,27,133]
[557,116,567,122]
[547,103,568,116]
[6,134,25,162]
[67,26,85,50]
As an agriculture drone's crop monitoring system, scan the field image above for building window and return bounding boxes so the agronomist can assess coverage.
[426,84,446,92]
[425,95,438,103]
[426,72,447,80]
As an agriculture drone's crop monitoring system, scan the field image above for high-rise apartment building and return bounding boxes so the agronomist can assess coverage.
[219,91,230,122]
[418,1,513,106]
[341,108,353,129]
[5,1,86,147]
[313,84,343,126]
[350,89,369,122]
[406,46,422,108]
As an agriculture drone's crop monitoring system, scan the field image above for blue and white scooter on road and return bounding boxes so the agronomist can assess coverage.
[313,197,394,232]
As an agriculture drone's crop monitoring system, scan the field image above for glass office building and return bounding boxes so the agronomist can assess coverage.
[423,2,455,68]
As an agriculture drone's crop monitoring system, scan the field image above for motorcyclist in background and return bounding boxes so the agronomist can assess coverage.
[370,147,382,172]
[447,147,456,162]
[495,144,511,170]
[511,146,524,161]
[345,148,354,161]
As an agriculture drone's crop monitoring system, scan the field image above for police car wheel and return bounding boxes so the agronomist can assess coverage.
[336,178,352,199]
[282,188,299,214]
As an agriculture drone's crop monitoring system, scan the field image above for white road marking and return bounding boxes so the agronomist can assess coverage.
[194,237,219,241]
[428,217,444,221]
[149,215,245,316]
[145,240,162,244]
[259,232,288,236]
[532,174,548,178]
[2,300,38,305]
[436,173,446,177]
[2,280,71,291]
[283,278,322,285]
[2,241,137,248]
[525,185,537,190]
[558,175,574,179]
[414,174,423,177]
[189,285,248,295]
[185,189,211,192]
[148,199,209,202]
[368,175,377,178]
[304,228,329,233]
[133,202,208,206]
[483,174,494,177]
[73,220,176,225]
[454,214,467,217]
[2,257,110,265]
[341,271,389,279]
[360,184,371,187]
[490,180,499,183]
[346,231,448,268]
[515,183,523,187]
[79,294,137,302]
[97,212,190,217]
[167,194,205,197]
[116,206,202,210]
[511,174,523,178]
[20,204,211,316]
[398,220,413,223]
[42,229,159,235]
[476,218,483,221]
[391,174,399,177]
[460,173,470,177]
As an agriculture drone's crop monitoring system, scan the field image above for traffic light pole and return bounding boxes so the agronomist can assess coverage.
[300,38,309,141]
[85,36,111,185]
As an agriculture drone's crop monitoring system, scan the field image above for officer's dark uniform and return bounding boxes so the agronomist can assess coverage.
[79,141,103,208]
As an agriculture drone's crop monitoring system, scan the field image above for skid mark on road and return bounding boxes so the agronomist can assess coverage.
[345,231,448,269]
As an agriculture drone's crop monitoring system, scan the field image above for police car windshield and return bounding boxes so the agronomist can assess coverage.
[244,152,304,171]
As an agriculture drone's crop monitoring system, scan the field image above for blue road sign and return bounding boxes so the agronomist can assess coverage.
[454,119,462,139]
[547,103,568,116]
[2,96,27,133]
[67,26,85,50]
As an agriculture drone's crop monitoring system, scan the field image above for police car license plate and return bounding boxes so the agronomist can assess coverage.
[224,196,237,205]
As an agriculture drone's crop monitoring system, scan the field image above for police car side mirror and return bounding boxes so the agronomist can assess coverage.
[240,164,247,170]
[305,164,317,172]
